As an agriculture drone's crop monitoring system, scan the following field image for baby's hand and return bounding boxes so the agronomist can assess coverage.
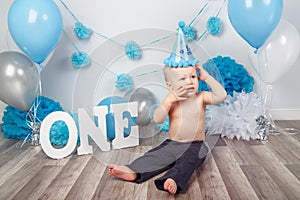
[196,65,210,81]
[170,86,188,101]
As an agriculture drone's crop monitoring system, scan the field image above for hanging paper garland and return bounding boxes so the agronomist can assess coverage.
[74,22,93,39]
[183,25,197,41]
[115,73,134,91]
[206,16,222,36]
[1,96,72,146]
[125,41,141,60]
[71,51,90,68]
[58,0,229,67]
[201,56,254,96]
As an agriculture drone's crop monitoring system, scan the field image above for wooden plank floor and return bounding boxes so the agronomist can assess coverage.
[0,121,299,200]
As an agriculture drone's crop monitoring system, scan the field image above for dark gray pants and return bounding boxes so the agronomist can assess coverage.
[128,139,208,193]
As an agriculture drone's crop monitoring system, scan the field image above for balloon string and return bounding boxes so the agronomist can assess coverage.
[269,117,300,135]
[270,128,300,135]
[20,64,43,148]
[17,132,32,148]
[256,51,265,115]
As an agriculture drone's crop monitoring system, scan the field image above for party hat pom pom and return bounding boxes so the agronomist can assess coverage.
[74,22,93,39]
[206,17,223,36]
[125,41,141,60]
[179,21,185,28]
[115,73,134,91]
[71,51,90,68]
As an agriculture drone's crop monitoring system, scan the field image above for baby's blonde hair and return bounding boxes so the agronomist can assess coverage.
[163,66,196,82]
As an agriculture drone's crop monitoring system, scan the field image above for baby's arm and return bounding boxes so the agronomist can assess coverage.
[152,86,187,123]
[197,65,227,104]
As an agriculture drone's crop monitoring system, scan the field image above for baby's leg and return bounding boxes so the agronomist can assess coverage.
[155,141,207,193]
[108,164,137,181]
[108,140,179,183]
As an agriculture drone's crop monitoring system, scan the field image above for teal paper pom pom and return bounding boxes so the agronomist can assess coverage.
[183,25,197,41]
[71,51,90,68]
[115,73,134,91]
[156,116,169,132]
[206,17,222,36]
[74,22,93,39]
[201,56,254,96]
[1,96,73,146]
[125,41,141,60]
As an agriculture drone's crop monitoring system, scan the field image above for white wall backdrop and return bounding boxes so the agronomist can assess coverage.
[1,0,300,122]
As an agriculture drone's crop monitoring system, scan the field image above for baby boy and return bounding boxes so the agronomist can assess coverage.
[109,64,226,194]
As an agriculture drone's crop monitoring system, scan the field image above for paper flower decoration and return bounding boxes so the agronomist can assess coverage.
[74,22,93,39]
[202,56,254,96]
[125,41,141,60]
[115,73,134,91]
[71,51,90,68]
[207,91,262,140]
[206,17,222,36]
[1,96,73,146]
[183,25,197,41]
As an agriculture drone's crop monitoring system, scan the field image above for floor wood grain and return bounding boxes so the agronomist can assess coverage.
[0,121,299,199]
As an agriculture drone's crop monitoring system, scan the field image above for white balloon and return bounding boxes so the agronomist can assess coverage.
[248,20,300,84]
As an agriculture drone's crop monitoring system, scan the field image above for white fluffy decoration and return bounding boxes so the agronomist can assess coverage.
[207,91,262,140]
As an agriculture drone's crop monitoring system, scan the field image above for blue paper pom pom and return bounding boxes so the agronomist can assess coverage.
[115,73,134,91]
[1,96,74,146]
[71,51,90,68]
[125,41,141,60]
[206,17,222,36]
[183,25,197,41]
[156,116,169,132]
[74,22,93,39]
[201,56,254,96]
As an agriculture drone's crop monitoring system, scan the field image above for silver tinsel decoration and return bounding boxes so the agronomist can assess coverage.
[255,115,271,141]
[31,123,41,146]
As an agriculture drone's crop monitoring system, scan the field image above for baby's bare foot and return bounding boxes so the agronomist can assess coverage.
[108,164,137,181]
[163,178,177,195]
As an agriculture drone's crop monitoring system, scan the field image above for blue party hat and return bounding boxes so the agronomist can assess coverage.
[164,21,199,67]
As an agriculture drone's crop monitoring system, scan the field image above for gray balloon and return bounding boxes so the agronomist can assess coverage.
[126,88,157,126]
[0,51,39,111]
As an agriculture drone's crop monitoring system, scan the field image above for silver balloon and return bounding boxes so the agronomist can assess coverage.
[0,51,39,111]
[126,88,157,126]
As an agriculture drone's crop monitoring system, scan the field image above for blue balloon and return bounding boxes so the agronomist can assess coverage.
[228,0,283,49]
[8,0,63,64]
[98,96,136,140]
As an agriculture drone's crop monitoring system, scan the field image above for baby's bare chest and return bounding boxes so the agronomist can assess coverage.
[170,101,204,119]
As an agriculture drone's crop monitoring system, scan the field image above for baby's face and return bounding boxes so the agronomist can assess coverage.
[166,67,199,97]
